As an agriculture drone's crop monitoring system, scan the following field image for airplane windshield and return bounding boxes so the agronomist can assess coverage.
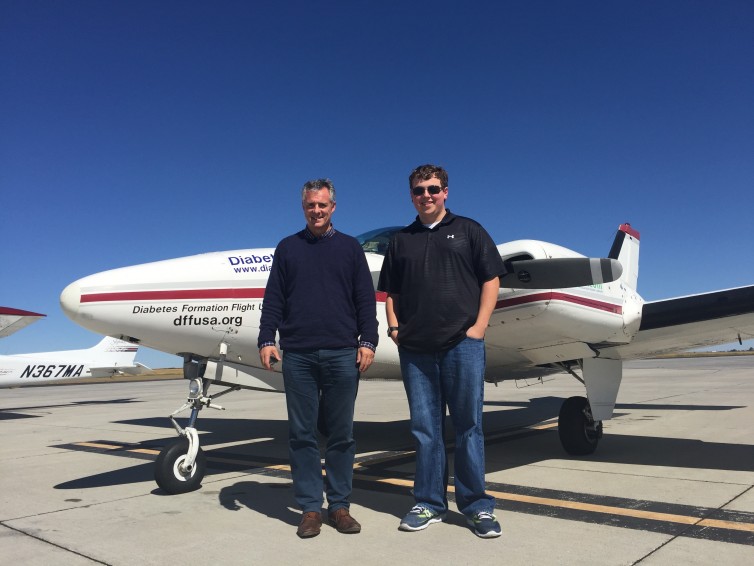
[355,226,404,255]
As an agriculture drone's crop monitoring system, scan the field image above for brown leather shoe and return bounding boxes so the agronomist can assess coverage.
[329,507,361,534]
[297,511,322,538]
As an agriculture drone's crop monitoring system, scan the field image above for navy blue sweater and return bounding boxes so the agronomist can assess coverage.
[257,230,379,351]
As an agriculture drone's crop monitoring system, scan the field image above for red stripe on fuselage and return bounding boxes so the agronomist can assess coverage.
[496,292,623,314]
[79,289,620,315]
[81,288,266,303]
[81,289,389,304]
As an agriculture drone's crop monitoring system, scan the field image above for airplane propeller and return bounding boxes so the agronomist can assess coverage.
[501,258,622,289]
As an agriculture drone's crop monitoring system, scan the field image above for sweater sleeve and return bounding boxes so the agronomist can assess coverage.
[257,239,286,348]
[352,240,379,347]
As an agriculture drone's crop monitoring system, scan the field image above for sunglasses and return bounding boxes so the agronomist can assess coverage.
[412,185,444,196]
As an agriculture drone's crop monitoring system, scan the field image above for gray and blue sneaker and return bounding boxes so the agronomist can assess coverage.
[399,505,446,531]
[467,511,501,538]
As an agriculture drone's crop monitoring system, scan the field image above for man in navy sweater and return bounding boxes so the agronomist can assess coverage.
[258,178,379,538]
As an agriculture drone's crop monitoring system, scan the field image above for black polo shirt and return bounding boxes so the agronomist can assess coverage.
[377,210,507,353]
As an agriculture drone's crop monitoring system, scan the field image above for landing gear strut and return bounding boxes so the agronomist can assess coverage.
[553,358,619,455]
[154,354,238,494]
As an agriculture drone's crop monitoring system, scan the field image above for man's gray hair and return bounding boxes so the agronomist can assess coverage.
[301,178,336,204]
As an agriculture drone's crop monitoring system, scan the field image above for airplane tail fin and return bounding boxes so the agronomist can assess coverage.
[608,224,640,290]
[87,337,142,377]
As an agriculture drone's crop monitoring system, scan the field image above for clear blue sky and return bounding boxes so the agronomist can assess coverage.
[3,1,753,368]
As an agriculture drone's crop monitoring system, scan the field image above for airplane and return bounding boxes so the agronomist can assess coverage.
[0,334,147,388]
[0,306,46,338]
[58,224,754,494]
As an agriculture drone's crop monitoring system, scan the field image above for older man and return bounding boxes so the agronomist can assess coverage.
[258,178,378,538]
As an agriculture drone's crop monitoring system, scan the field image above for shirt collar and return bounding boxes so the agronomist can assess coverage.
[414,209,455,229]
[304,224,336,241]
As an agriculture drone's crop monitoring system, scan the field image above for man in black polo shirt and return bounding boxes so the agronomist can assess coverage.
[258,179,378,538]
[377,164,506,538]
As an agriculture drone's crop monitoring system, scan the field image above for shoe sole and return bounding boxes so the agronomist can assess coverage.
[472,529,501,538]
[466,521,501,538]
[399,515,446,531]
[330,522,361,534]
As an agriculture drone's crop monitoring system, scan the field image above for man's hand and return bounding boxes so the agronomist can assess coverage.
[465,324,487,340]
[389,330,399,346]
[259,345,282,370]
[356,347,375,373]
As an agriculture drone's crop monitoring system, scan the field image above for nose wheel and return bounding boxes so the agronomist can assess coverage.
[155,437,207,494]
[154,353,238,494]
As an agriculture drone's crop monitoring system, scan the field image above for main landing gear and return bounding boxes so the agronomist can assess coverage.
[154,354,239,494]
[555,362,605,456]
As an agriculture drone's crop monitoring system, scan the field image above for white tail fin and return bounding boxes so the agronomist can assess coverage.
[86,337,142,377]
[608,224,640,291]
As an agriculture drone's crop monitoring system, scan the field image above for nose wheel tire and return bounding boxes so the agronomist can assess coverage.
[155,438,206,494]
[558,395,602,455]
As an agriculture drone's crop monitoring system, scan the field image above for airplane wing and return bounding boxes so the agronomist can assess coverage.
[0,307,46,339]
[601,285,754,359]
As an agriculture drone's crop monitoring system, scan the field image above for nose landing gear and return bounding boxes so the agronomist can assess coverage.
[154,354,238,494]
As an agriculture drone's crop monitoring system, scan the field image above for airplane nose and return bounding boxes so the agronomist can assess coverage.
[60,280,82,321]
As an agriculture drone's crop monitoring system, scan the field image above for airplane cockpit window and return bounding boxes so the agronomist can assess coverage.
[356,226,404,255]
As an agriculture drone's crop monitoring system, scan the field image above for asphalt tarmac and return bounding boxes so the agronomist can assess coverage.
[1,356,753,565]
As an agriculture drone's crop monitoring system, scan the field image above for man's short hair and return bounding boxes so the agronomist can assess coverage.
[409,164,448,189]
[302,178,336,204]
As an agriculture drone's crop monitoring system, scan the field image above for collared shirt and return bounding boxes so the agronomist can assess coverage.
[377,210,507,353]
[304,224,335,241]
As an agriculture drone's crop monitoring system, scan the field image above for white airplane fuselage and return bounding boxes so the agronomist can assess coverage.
[59,236,643,384]
[0,337,141,388]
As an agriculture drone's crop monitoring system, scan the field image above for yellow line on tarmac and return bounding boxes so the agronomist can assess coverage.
[77,441,142,451]
[697,518,754,532]
[351,474,754,533]
[74,441,754,534]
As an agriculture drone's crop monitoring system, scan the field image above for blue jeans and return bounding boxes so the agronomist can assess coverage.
[399,337,495,517]
[282,348,359,514]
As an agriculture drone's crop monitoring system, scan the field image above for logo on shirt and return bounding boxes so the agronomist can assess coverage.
[447,234,455,239]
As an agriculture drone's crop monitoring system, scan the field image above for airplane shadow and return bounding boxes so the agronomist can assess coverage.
[0,398,141,420]
[53,393,754,498]
[491,423,754,472]
[56,461,156,490]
